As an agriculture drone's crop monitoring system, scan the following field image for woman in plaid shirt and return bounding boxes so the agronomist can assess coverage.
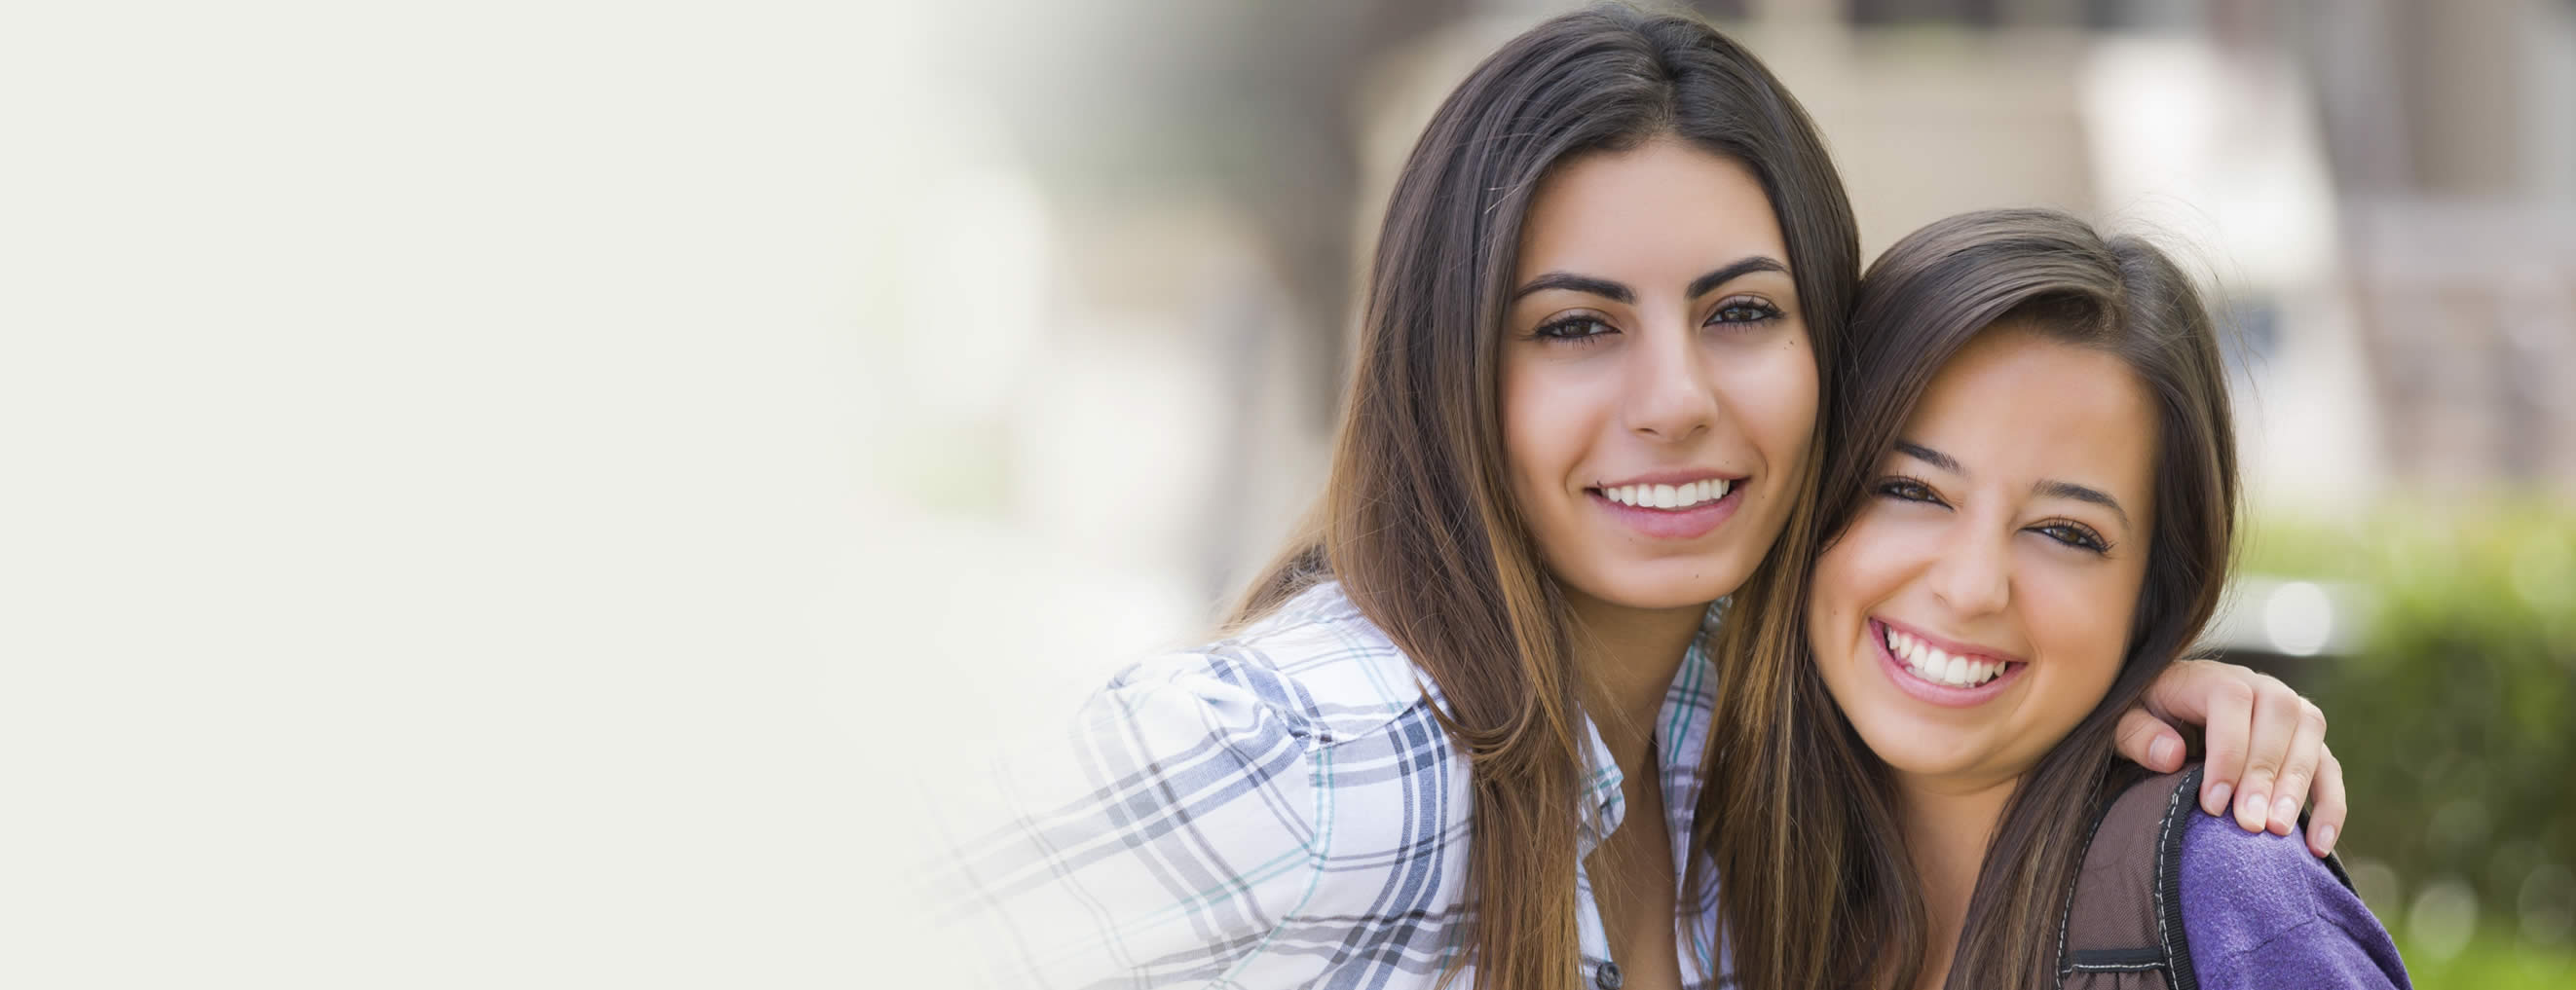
[927,7,2345,989]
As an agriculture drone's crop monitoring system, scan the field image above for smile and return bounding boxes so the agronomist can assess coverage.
[1585,474,1744,540]
[1597,478,1731,509]
[1870,617,2026,706]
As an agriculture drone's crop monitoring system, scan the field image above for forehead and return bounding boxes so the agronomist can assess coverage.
[1906,325,2157,507]
[1514,140,1787,281]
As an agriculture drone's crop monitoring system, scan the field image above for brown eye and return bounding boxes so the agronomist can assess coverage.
[1706,296,1784,326]
[2034,522,2109,554]
[1532,314,1618,345]
[1873,477,1944,506]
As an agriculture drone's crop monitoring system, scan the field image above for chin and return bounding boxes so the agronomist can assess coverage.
[1845,711,1990,779]
[1578,557,1745,612]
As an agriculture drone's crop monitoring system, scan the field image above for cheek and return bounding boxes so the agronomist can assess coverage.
[1498,363,1554,495]
[2024,559,2147,714]
[1718,328,1819,470]
[1807,544,1857,642]
[1808,514,1910,641]
[1500,359,1595,512]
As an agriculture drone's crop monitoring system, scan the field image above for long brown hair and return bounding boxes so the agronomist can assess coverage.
[1713,207,2242,989]
[1233,5,1858,987]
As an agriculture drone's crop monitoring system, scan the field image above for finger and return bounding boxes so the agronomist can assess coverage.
[2139,657,2223,724]
[2185,670,2257,818]
[2113,705,2187,773]
[2263,699,2330,837]
[2229,677,2305,833]
[2305,747,2347,858]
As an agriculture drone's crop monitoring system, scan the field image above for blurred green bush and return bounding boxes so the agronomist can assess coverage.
[2244,498,2576,982]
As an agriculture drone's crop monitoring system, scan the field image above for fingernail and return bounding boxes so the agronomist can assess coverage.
[2205,782,2232,816]
[2272,795,2300,831]
[2313,825,2336,856]
[2240,789,2271,829]
[2149,736,2182,769]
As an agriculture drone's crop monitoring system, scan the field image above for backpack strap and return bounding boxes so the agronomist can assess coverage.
[2054,766,2203,990]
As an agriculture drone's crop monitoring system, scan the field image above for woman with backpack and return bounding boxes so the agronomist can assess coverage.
[1716,207,2408,990]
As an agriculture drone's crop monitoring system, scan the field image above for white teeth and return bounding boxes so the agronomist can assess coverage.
[1885,623,2008,687]
[1601,479,1733,510]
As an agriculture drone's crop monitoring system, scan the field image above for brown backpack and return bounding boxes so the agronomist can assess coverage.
[2054,765,2355,990]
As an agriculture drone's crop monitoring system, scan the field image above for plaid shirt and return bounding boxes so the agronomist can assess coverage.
[925,581,1730,989]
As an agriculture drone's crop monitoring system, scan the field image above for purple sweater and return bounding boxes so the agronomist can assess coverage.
[2179,811,2412,989]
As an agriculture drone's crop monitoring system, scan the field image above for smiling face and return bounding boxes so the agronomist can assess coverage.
[1501,139,1817,621]
[1807,323,2157,791]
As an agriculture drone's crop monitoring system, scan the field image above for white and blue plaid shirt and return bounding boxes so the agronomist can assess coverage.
[925,581,1730,989]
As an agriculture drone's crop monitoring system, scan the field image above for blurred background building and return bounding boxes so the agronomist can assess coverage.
[858,1,2576,983]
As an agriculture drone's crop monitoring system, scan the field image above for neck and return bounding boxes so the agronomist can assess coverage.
[1894,772,2019,990]
[1565,593,1704,777]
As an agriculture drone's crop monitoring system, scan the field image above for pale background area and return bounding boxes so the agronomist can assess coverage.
[5,1,939,985]
[3,0,2571,986]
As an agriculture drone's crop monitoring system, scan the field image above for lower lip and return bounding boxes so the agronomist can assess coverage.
[1870,618,2024,708]
[1588,484,1743,540]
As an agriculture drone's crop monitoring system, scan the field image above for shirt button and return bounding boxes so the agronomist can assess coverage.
[1595,961,1624,990]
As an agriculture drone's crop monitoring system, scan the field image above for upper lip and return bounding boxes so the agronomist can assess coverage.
[1590,469,1743,489]
[1875,616,2027,666]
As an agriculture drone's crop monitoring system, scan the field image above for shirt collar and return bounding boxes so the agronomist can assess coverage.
[1576,597,1727,854]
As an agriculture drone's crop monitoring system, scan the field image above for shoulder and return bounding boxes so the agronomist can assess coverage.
[2175,788,2411,988]
[924,581,1472,987]
[2175,809,2340,951]
[984,581,1451,828]
[1093,580,1437,752]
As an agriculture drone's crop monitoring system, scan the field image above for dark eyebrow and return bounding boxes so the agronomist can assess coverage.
[1512,273,1631,304]
[2035,480,2132,530]
[1511,255,1790,306]
[1686,256,1790,299]
[1892,440,1960,474]
[1898,438,2130,528]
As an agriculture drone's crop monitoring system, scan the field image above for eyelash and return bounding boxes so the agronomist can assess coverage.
[1529,296,1785,347]
[1708,296,1785,326]
[2035,521,2112,554]
[1532,313,1616,346]
[1870,475,2114,556]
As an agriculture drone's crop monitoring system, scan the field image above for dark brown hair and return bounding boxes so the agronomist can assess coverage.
[1233,5,1858,987]
[1713,207,2242,989]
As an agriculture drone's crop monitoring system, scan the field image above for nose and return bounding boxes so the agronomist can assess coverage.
[1929,523,2012,618]
[1621,320,1717,443]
